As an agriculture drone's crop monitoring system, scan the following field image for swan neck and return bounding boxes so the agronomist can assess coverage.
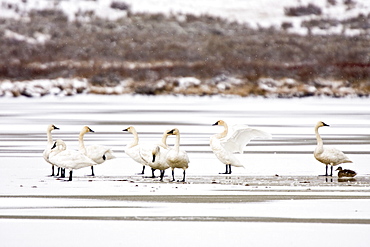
[129,129,139,147]
[315,126,324,151]
[174,133,180,152]
[161,133,169,148]
[79,130,87,153]
[216,122,228,139]
[46,128,53,144]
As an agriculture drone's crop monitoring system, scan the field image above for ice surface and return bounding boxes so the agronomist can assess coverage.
[0,95,370,246]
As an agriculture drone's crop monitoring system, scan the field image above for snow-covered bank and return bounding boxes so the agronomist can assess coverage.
[0,77,362,98]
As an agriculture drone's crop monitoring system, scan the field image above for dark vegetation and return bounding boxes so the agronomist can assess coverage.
[0,3,369,96]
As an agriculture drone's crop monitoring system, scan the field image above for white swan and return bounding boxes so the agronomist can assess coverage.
[79,126,116,176]
[151,146,170,181]
[314,121,352,176]
[210,120,272,174]
[166,128,189,182]
[137,129,171,178]
[42,124,60,176]
[49,139,96,181]
[123,126,153,175]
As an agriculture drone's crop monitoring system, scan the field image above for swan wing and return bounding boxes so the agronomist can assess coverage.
[86,145,115,164]
[166,148,189,169]
[49,150,96,170]
[150,146,170,170]
[221,126,272,154]
[319,147,353,165]
[138,144,154,165]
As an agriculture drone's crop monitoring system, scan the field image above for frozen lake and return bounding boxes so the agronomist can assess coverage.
[1,95,370,246]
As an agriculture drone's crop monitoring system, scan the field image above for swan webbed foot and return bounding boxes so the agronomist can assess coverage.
[219,165,232,174]
[319,165,329,176]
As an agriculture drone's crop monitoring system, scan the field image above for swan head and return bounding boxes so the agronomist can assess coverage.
[82,126,94,133]
[212,120,226,126]
[122,126,135,133]
[167,128,179,135]
[316,121,330,128]
[51,139,66,150]
[48,124,59,131]
[335,166,343,171]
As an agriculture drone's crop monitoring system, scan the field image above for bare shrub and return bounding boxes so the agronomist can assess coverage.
[110,1,130,11]
[284,4,322,17]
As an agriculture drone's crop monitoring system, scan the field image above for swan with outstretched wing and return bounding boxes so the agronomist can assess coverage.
[210,120,272,174]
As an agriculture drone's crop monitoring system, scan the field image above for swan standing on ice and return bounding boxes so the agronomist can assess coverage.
[79,126,115,176]
[49,139,96,181]
[43,124,60,176]
[123,126,153,175]
[151,146,170,181]
[138,129,171,178]
[314,121,352,176]
[210,120,272,174]
[166,128,189,182]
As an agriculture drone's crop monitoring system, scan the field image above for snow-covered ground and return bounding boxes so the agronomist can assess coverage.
[0,95,370,246]
[1,0,369,35]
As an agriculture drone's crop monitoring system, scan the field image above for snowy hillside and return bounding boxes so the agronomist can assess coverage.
[1,0,369,35]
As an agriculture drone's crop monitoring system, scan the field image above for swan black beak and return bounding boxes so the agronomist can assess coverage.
[53,125,60,130]
[323,122,330,127]
[88,127,95,133]
[212,121,219,126]
[122,128,128,132]
[152,154,156,163]
[51,142,57,150]
[167,129,175,135]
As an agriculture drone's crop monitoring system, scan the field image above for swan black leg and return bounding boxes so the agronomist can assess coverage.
[61,168,65,178]
[90,166,95,176]
[171,170,175,182]
[68,171,73,181]
[228,165,232,174]
[140,165,145,175]
[160,170,165,181]
[151,168,156,178]
[56,167,60,177]
[181,170,186,182]
[330,166,333,176]
[51,166,55,176]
